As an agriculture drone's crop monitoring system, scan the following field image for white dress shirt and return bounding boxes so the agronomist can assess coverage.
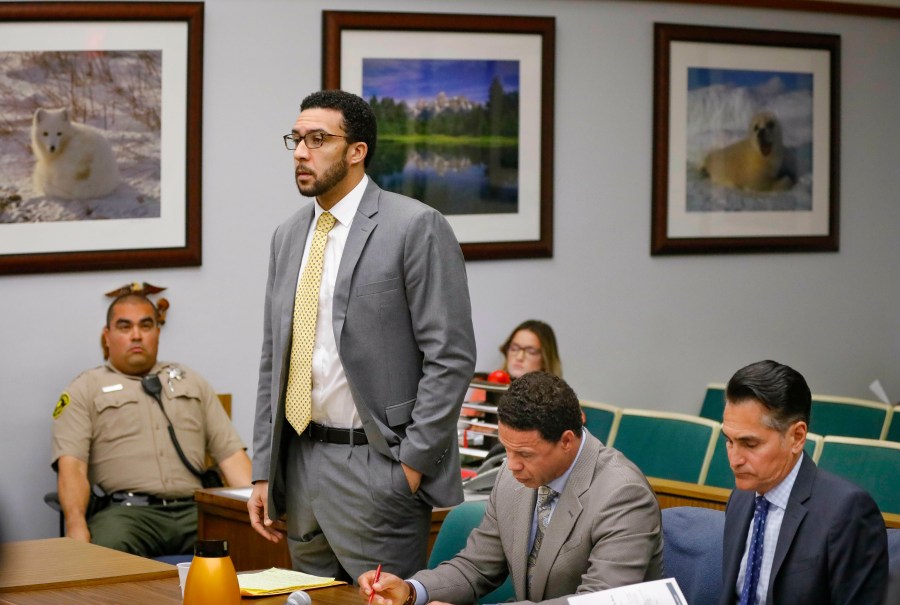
[297,175,368,428]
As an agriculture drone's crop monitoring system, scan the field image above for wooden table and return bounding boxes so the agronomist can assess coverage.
[0,538,176,593]
[195,487,450,571]
[0,576,360,605]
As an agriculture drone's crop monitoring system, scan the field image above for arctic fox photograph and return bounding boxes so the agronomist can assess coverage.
[31,107,121,200]
[0,50,161,223]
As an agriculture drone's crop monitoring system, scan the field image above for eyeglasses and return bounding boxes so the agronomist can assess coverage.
[508,343,541,357]
[283,131,347,150]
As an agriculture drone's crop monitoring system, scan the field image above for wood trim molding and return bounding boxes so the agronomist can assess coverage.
[623,0,900,20]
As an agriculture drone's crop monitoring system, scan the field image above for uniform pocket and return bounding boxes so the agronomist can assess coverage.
[166,383,205,433]
[93,393,142,441]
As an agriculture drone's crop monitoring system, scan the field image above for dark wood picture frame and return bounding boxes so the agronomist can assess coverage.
[0,2,203,274]
[651,23,840,255]
[323,10,555,261]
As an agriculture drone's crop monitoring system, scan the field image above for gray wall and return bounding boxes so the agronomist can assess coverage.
[1,0,898,541]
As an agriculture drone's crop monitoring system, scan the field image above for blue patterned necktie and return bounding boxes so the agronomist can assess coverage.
[739,495,770,605]
[527,486,558,594]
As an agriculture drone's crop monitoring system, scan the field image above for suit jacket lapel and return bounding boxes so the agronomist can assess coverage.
[333,180,379,349]
[721,490,755,605]
[528,434,598,600]
[330,180,391,458]
[767,454,813,602]
[509,482,537,600]
[278,208,314,345]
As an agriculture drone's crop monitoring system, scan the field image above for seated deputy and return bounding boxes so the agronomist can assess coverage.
[361,371,662,605]
[51,293,252,557]
[719,360,888,605]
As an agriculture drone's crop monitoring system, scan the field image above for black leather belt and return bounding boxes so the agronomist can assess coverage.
[110,492,194,507]
[306,421,368,445]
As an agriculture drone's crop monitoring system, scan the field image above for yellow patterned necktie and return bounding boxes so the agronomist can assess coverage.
[285,211,337,435]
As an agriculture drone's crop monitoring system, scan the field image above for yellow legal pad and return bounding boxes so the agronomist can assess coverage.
[238,567,346,596]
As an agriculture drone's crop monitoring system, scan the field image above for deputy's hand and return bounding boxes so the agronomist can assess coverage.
[358,570,408,605]
[401,462,422,494]
[247,480,283,543]
[66,520,91,543]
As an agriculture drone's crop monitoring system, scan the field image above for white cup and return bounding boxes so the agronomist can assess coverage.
[177,561,192,596]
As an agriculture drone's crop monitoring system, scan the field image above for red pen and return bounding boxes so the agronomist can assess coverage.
[368,563,382,605]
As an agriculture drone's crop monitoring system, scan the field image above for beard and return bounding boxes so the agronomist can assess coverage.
[296,156,349,198]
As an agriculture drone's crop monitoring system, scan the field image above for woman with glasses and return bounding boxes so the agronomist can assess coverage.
[499,319,562,380]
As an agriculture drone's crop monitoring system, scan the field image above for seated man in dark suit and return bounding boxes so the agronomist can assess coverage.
[360,371,663,605]
[719,360,887,605]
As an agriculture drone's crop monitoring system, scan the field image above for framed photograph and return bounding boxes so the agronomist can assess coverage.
[323,11,555,261]
[0,2,203,274]
[651,23,840,255]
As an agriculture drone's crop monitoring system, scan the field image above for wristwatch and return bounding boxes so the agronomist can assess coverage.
[403,581,417,605]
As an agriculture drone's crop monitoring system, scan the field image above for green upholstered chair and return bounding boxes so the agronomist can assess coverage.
[703,432,823,489]
[612,410,720,484]
[816,436,900,515]
[580,400,621,445]
[887,405,900,442]
[428,499,514,604]
[808,395,891,439]
[699,383,727,422]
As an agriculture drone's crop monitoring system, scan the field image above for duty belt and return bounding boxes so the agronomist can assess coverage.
[109,491,194,507]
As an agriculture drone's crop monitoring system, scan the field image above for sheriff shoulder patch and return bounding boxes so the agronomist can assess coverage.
[53,393,70,419]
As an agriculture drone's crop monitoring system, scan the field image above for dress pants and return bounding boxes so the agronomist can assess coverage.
[285,430,431,582]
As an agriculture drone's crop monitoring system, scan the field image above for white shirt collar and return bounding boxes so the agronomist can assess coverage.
[758,453,803,510]
[313,175,368,228]
[546,427,588,495]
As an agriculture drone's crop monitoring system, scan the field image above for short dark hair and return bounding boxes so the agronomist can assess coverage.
[106,293,159,327]
[726,360,811,432]
[300,90,377,167]
[497,371,583,443]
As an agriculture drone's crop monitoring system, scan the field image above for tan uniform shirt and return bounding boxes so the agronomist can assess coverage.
[51,362,245,498]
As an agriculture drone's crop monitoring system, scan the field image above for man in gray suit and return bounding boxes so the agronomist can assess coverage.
[248,90,476,582]
[360,372,663,605]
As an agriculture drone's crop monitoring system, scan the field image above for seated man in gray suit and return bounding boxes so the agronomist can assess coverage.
[719,360,887,605]
[360,371,663,605]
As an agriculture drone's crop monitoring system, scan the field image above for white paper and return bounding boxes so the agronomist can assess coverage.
[568,578,689,605]
[869,379,892,406]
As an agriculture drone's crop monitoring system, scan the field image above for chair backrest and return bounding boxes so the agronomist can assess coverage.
[427,500,514,604]
[703,432,823,489]
[809,394,891,439]
[887,405,900,442]
[699,383,727,421]
[613,409,720,484]
[580,400,621,445]
[661,507,725,605]
[217,393,232,418]
[817,436,900,515]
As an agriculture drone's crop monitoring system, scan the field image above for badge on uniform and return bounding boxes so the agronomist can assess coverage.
[164,366,185,393]
[52,393,70,419]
